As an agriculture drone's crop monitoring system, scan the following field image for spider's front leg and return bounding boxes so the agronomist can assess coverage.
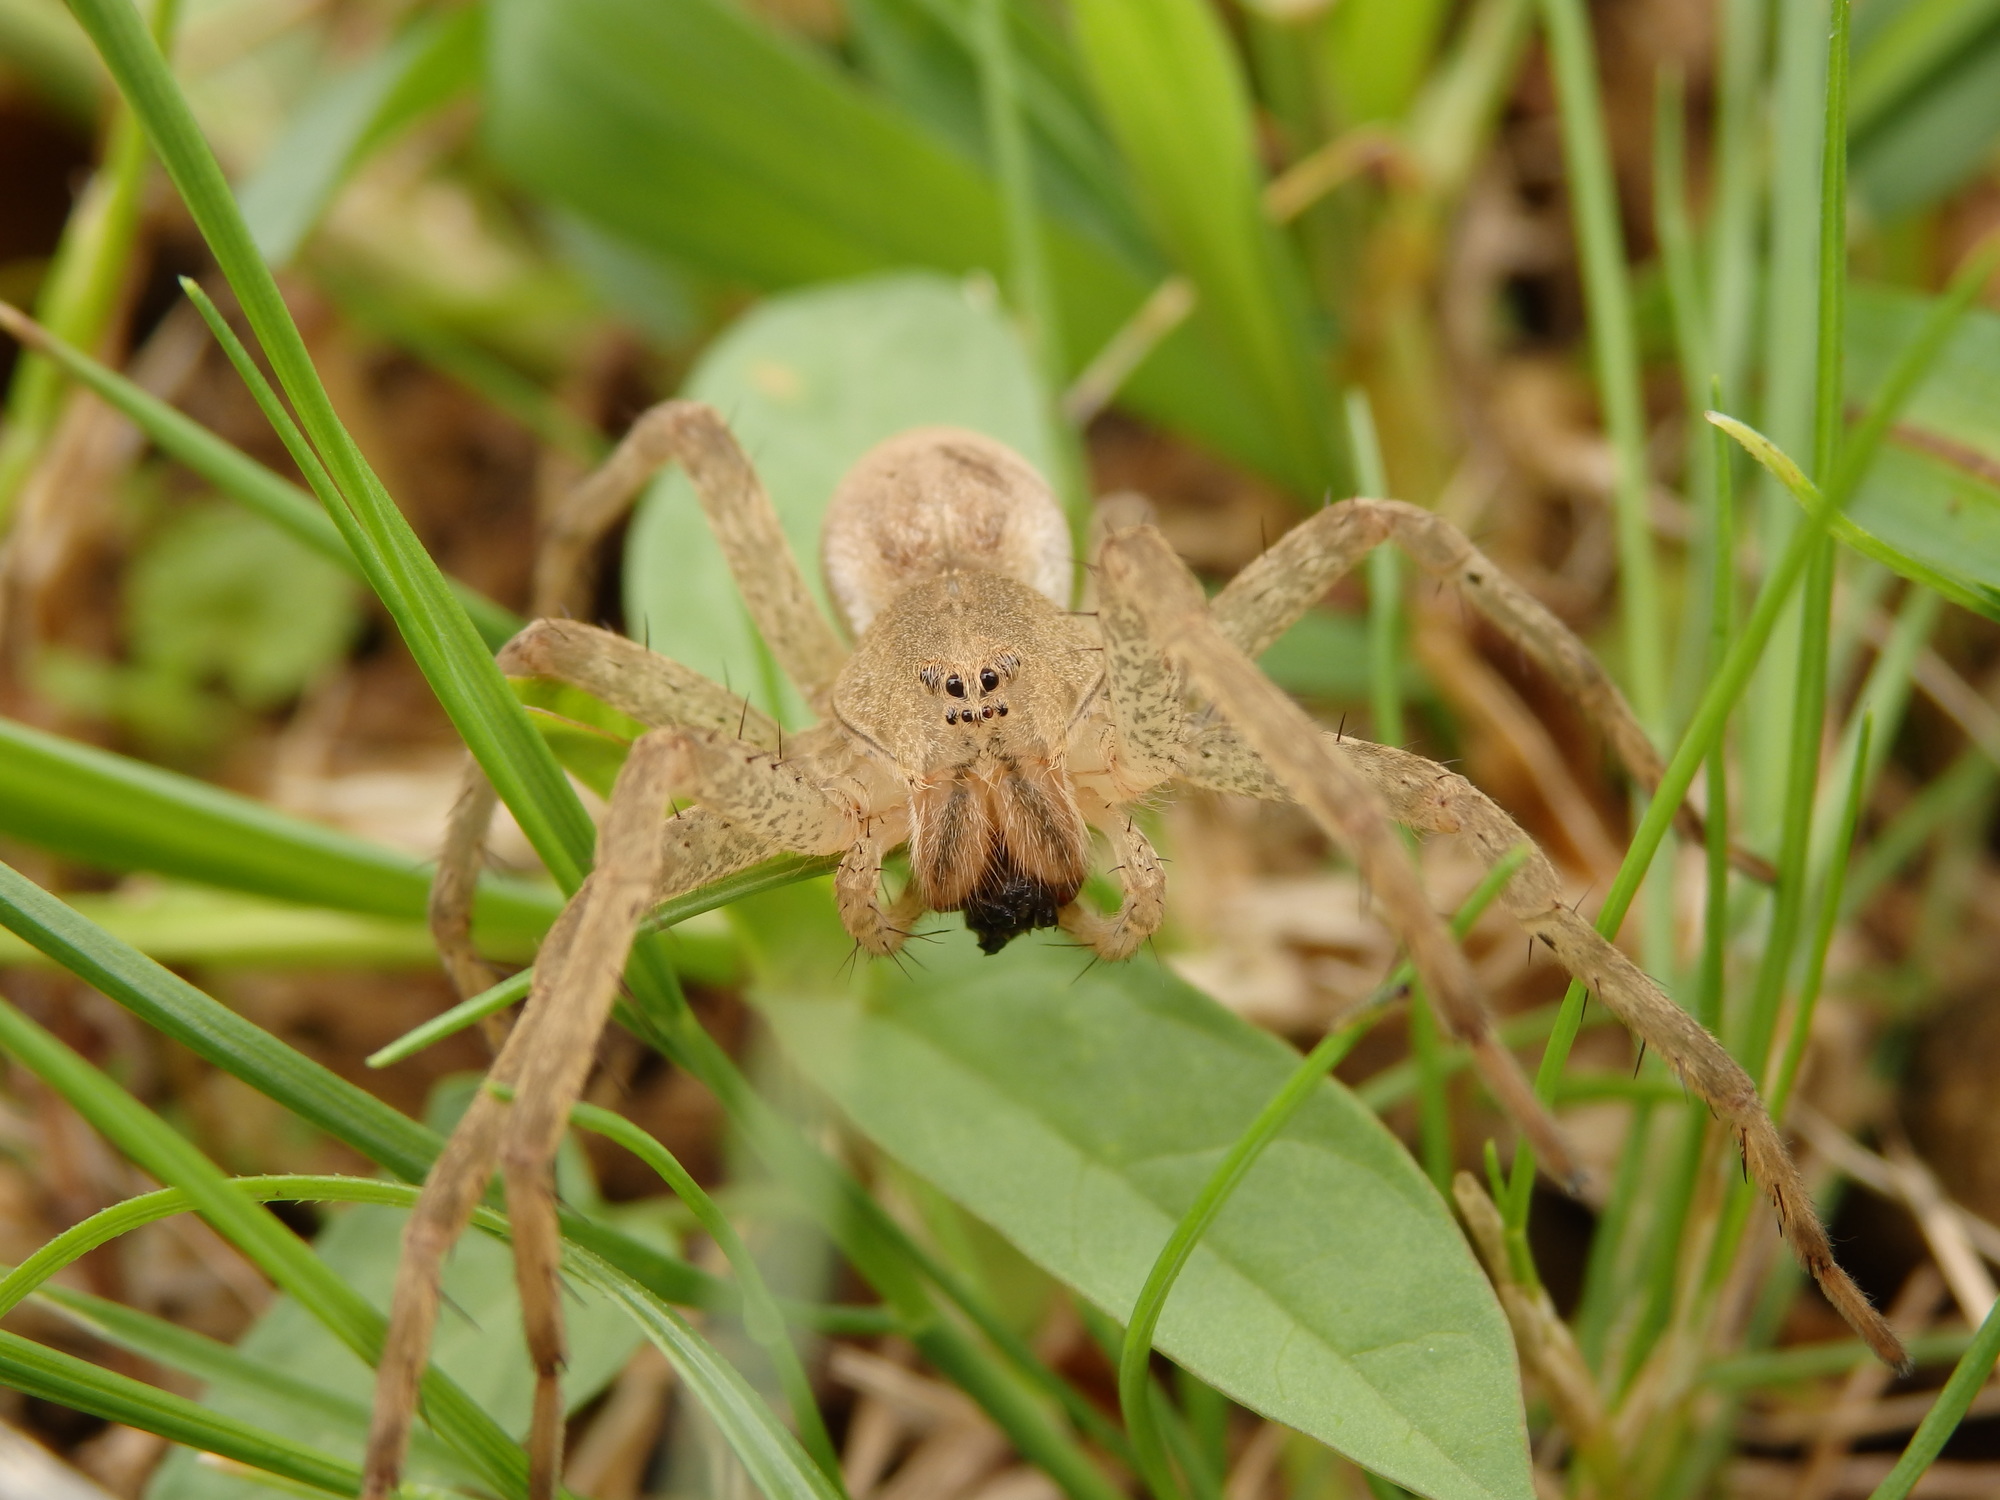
[1095,526,1578,1185]
[366,728,854,1500]
[1209,496,1770,879]
[1144,536,1909,1368]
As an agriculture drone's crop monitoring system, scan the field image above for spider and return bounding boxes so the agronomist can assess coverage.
[362,402,1902,1500]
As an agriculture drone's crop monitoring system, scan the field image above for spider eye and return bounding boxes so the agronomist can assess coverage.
[979,667,999,693]
[945,675,966,698]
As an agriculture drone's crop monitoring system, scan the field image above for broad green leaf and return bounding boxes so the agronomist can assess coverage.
[625,272,1057,725]
[1849,1,2000,219]
[844,0,1152,266]
[238,5,483,265]
[1836,284,2000,618]
[1069,0,1342,493]
[743,887,1532,1500]
[482,0,1304,490]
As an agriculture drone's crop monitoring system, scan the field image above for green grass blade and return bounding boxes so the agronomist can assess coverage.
[1736,0,1852,1086]
[63,0,597,888]
[0,715,555,945]
[0,990,530,1496]
[366,852,838,1067]
[572,1105,845,1489]
[1768,716,1872,1117]
[1867,1293,2000,1500]
[0,857,726,1318]
[238,5,481,265]
[0,1328,365,1497]
[10,1172,852,1500]
[1069,0,1341,495]
[0,298,522,648]
[1537,0,1666,733]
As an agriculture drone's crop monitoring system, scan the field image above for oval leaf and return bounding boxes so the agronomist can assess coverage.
[1836,283,2000,619]
[742,887,1532,1500]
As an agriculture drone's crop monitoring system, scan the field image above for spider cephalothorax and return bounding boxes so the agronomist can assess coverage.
[365,401,1905,1500]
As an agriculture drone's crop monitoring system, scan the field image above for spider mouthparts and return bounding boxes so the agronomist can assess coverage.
[963,871,1068,954]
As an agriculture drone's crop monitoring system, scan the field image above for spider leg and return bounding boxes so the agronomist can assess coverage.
[1099,526,1578,1187]
[1058,816,1165,960]
[375,730,853,1499]
[535,401,847,705]
[429,621,799,1003]
[834,826,925,956]
[1180,717,1907,1370]
[1207,497,1768,880]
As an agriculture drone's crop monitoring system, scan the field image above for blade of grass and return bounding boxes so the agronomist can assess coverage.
[0,298,522,649]
[1866,1294,2000,1500]
[0,715,555,946]
[62,0,595,888]
[1069,0,1342,494]
[32,1277,467,1484]
[1537,0,1667,736]
[1733,0,1852,1087]
[0,1328,366,1497]
[1116,848,1530,1500]
[570,1104,843,1489]
[0,857,761,1322]
[1768,716,1872,1117]
[0,0,175,525]
[0,991,529,1496]
[1706,0,1768,406]
[1704,1329,1977,1392]
[366,853,838,1068]
[1499,141,1992,1218]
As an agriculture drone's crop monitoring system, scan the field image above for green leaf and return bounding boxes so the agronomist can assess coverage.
[624,272,1057,725]
[1849,1,2000,219]
[128,504,361,709]
[744,890,1532,1500]
[481,0,1303,489]
[1834,283,2000,618]
[237,5,482,265]
[1069,0,1342,492]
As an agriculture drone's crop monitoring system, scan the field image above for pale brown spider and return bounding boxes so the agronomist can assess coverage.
[362,403,1902,1500]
